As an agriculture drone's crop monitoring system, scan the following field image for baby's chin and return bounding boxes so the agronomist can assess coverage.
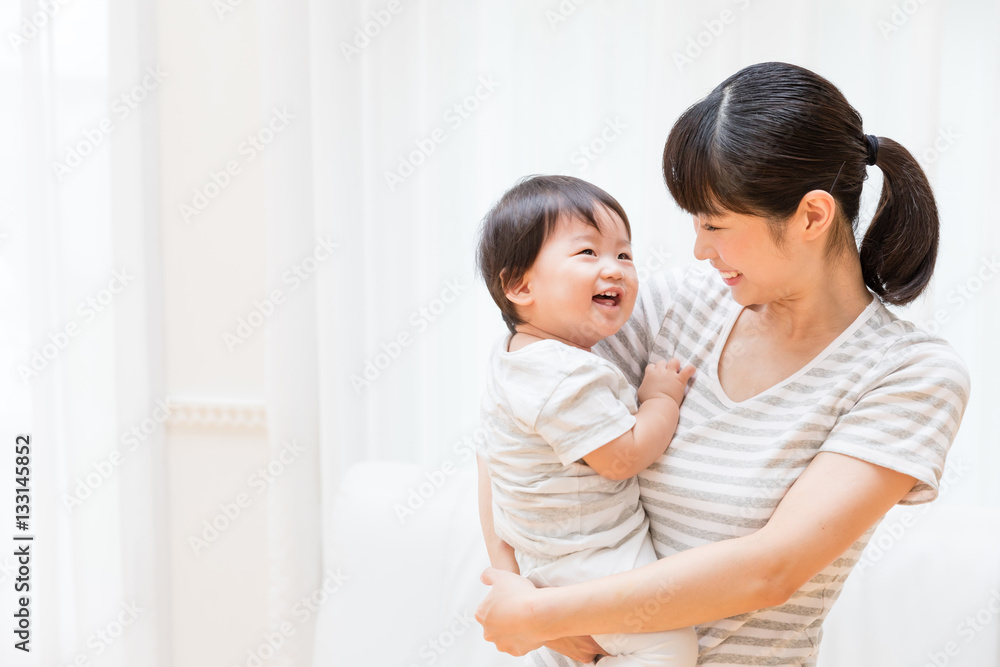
[564,323,631,350]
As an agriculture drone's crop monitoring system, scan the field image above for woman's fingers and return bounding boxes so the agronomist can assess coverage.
[543,636,604,663]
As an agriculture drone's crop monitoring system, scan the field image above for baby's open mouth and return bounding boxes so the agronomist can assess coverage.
[593,289,621,307]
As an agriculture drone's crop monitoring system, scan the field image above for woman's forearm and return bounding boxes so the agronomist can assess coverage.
[531,530,784,639]
[499,451,918,643]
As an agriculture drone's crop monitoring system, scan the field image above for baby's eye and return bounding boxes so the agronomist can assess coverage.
[618,252,632,261]
[579,248,596,256]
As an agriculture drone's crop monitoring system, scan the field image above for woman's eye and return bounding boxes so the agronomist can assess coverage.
[702,224,719,232]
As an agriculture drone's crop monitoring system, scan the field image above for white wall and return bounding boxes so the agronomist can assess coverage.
[156,1,271,664]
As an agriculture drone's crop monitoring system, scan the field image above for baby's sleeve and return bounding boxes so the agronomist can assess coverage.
[533,360,637,467]
[818,337,971,504]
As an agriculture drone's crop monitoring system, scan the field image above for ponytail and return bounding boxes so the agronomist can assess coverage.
[860,137,939,306]
[662,62,943,307]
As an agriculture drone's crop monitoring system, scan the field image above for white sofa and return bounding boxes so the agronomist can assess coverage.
[315,461,1000,667]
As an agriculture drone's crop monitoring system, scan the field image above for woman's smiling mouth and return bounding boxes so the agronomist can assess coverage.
[719,270,742,285]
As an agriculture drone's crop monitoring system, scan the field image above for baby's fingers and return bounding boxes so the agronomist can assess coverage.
[678,364,696,384]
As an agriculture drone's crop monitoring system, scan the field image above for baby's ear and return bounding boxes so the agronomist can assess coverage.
[502,269,533,307]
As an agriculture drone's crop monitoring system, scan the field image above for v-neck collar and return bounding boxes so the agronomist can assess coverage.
[709,296,879,407]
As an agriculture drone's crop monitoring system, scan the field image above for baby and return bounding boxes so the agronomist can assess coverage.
[475,175,698,666]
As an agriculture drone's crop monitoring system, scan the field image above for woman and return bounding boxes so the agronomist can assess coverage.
[475,62,971,666]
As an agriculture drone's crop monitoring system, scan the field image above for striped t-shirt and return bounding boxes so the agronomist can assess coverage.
[535,264,970,667]
[478,335,650,574]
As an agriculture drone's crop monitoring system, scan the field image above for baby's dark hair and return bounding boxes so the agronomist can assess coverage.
[476,175,631,332]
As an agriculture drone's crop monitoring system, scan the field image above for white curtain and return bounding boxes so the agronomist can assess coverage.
[1,0,167,665]
[259,2,323,667]
[6,1,996,666]
[296,1,999,664]
[302,0,997,497]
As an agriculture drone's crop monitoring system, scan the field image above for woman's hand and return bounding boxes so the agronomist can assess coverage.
[477,568,608,662]
[475,567,550,656]
[542,636,607,663]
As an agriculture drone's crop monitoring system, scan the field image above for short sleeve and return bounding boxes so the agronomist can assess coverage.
[533,361,637,466]
[819,338,971,504]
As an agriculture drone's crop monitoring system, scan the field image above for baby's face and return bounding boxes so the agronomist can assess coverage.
[516,207,638,349]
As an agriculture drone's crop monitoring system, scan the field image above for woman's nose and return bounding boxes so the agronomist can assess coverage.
[693,229,715,261]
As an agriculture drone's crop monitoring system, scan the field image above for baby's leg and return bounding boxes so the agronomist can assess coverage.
[592,627,698,667]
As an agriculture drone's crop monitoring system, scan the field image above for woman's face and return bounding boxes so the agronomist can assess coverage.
[692,211,802,307]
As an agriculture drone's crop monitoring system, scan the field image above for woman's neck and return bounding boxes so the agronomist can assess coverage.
[752,256,873,344]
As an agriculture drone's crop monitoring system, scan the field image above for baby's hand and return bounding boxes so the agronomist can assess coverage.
[637,359,696,405]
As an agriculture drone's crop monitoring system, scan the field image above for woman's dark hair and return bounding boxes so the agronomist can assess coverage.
[476,175,631,332]
[663,61,938,306]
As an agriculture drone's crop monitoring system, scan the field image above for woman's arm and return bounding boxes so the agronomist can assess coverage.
[477,454,519,574]
[476,451,917,655]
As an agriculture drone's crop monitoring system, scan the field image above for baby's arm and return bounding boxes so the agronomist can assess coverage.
[583,359,695,480]
[477,453,520,574]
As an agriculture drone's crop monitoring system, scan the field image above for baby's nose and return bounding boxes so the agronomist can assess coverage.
[601,262,624,279]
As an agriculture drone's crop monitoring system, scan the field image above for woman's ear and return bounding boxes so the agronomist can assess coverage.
[796,189,838,242]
